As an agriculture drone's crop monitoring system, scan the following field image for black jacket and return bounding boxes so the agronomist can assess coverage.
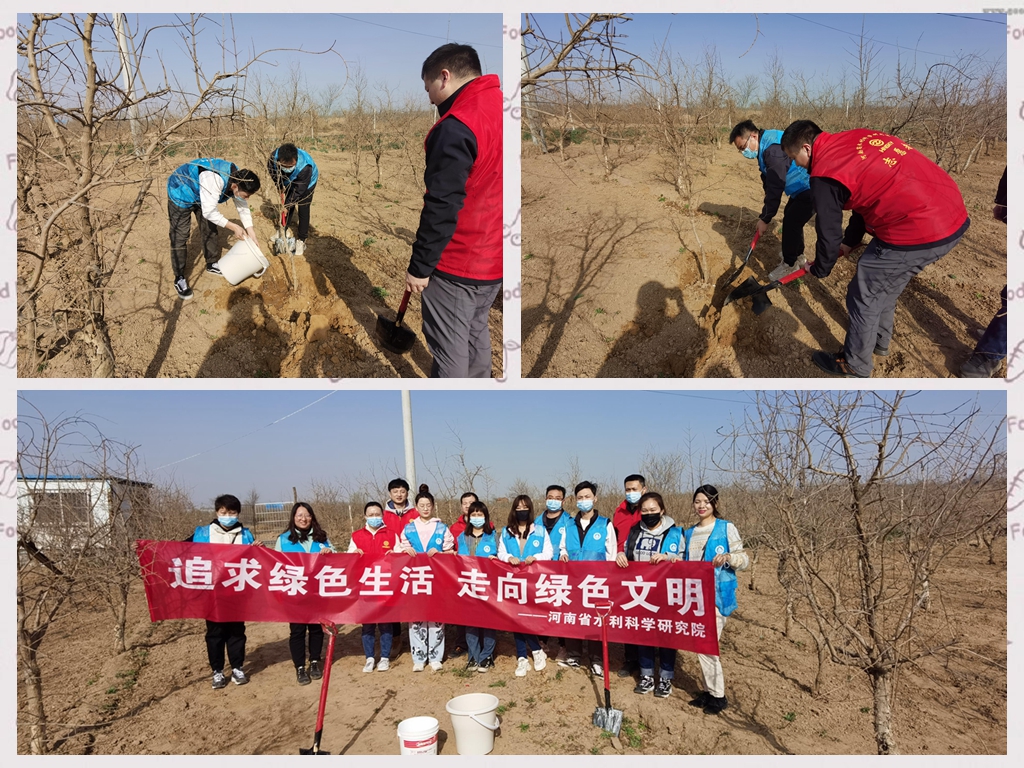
[759,134,792,223]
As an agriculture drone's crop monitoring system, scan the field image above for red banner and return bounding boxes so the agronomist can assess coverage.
[136,540,720,655]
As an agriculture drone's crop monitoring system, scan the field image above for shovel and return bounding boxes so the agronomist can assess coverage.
[723,229,762,285]
[273,191,290,255]
[300,623,339,755]
[374,288,416,354]
[591,603,623,737]
[723,260,812,315]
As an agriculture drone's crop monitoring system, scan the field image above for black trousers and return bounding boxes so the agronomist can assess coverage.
[284,185,316,241]
[168,200,220,279]
[781,190,815,266]
[289,622,325,667]
[205,620,246,672]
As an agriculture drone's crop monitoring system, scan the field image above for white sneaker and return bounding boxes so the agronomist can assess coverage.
[412,662,425,672]
[429,660,443,672]
[767,255,807,282]
[295,240,305,256]
[377,658,390,672]
[515,657,529,677]
[363,657,375,673]
[532,649,547,671]
[591,662,604,678]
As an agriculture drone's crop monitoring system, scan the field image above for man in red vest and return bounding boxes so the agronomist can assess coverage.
[406,44,502,378]
[781,121,970,378]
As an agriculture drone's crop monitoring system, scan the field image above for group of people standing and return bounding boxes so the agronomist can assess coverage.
[191,475,748,717]
[164,43,501,378]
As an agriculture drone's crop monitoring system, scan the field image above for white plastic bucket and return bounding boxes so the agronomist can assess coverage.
[397,716,439,755]
[218,238,269,285]
[445,693,500,755]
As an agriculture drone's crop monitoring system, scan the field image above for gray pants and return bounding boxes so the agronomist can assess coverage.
[421,276,501,378]
[844,234,964,376]
[168,200,219,279]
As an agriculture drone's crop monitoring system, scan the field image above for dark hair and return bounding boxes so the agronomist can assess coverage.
[460,492,479,503]
[780,120,823,153]
[638,491,665,513]
[388,478,410,492]
[624,474,646,487]
[545,484,566,498]
[693,484,722,518]
[467,500,495,535]
[506,495,534,538]
[415,483,434,506]
[421,43,482,81]
[287,501,328,544]
[215,494,241,514]
[574,480,597,497]
[729,119,759,144]
[229,168,260,195]
[364,501,383,515]
[276,143,298,165]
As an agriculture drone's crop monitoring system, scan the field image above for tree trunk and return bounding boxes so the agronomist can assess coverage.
[18,601,48,754]
[113,582,129,654]
[812,638,827,696]
[870,668,900,755]
[747,547,759,591]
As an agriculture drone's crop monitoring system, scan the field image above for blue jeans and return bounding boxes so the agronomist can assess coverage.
[465,627,496,664]
[975,285,1007,361]
[362,623,393,659]
[637,646,676,679]
[514,633,541,658]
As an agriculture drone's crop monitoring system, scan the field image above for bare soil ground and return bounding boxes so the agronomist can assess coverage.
[19,543,1005,755]
[521,140,1006,378]
[21,144,502,379]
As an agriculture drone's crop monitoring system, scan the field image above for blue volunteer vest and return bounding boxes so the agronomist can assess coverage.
[629,524,682,560]
[192,523,255,545]
[273,147,319,187]
[563,515,610,562]
[534,511,572,553]
[501,527,548,559]
[457,531,498,557]
[404,520,447,553]
[758,129,810,198]
[168,158,235,208]
[683,518,738,616]
[276,532,332,553]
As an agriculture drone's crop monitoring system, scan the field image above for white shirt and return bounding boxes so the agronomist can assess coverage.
[497,523,554,561]
[199,170,253,229]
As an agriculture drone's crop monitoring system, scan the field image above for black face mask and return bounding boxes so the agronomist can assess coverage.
[515,508,531,522]
[641,513,662,529]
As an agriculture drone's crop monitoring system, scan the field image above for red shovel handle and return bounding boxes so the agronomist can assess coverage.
[313,625,338,734]
[595,603,613,695]
[749,229,761,252]
[395,289,412,325]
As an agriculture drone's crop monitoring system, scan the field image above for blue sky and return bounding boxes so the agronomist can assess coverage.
[17,390,1006,507]
[19,13,501,107]
[524,13,1006,100]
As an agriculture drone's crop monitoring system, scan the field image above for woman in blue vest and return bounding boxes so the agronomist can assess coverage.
[457,500,500,672]
[267,143,319,256]
[399,484,455,671]
[730,119,814,283]
[682,485,749,715]
[274,502,334,686]
[166,158,261,300]
[498,495,552,677]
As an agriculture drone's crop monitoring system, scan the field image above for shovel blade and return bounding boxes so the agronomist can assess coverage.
[723,276,764,307]
[751,291,774,315]
[592,706,624,737]
[299,749,331,755]
[374,315,416,354]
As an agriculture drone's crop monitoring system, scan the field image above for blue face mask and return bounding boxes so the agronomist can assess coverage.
[366,516,384,529]
[577,499,594,513]
[470,517,486,528]
[279,165,296,174]
[625,491,642,505]
[546,499,563,512]
[742,148,757,160]
[218,516,238,527]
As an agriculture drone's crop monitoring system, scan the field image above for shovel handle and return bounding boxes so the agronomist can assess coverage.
[313,625,337,735]
[395,289,412,326]
[748,229,761,254]
[595,603,613,696]
[280,191,287,227]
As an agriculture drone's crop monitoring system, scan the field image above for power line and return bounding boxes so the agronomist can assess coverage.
[153,392,337,471]
[937,13,1007,25]
[329,14,501,50]
[643,391,753,405]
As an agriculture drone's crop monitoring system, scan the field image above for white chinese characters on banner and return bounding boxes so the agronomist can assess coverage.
[535,573,572,607]
[620,576,659,612]
[666,577,706,617]
[496,573,528,603]
[457,569,491,601]
[268,563,309,596]
[221,558,262,592]
[314,565,351,597]
[359,565,394,596]
[400,565,434,595]
[169,556,214,590]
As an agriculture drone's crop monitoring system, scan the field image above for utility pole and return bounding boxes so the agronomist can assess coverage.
[113,13,142,156]
[402,391,416,489]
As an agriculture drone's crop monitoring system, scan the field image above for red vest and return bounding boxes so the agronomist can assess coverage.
[382,510,403,534]
[425,74,502,281]
[352,526,400,562]
[449,517,468,539]
[612,501,641,553]
[810,130,967,246]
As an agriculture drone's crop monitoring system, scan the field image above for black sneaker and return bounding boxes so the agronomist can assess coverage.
[654,679,672,698]
[175,276,193,301]
[205,262,223,276]
[960,352,1002,378]
[703,695,729,715]
[211,671,227,689]
[296,666,311,686]
[688,691,710,708]
[564,657,581,668]
[477,657,495,672]
[308,660,323,680]
[873,343,889,357]
[633,675,655,695]
[811,350,867,378]
[231,668,249,686]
